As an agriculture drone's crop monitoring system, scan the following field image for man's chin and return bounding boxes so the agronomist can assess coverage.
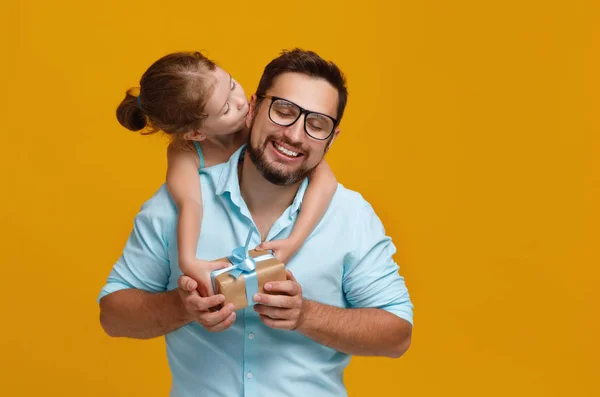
[261,167,303,186]
[248,141,311,186]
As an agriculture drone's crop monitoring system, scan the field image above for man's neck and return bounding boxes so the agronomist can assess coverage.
[239,151,302,241]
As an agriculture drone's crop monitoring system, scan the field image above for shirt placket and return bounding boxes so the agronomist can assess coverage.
[240,204,296,397]
[242,224,261,397]
[243,308,261,397]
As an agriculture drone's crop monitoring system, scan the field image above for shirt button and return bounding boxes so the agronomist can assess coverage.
[248,333,255,340]
[247,372,253,379]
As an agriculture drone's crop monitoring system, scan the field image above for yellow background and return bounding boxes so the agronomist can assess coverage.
[1,0,598,396]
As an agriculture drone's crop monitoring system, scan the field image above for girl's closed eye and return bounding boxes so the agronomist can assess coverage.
[222,81,236,115]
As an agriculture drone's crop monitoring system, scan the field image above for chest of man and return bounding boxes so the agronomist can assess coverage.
[166,192,352,308]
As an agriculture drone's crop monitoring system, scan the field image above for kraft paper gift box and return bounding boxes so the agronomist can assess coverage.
[210,231,286,311]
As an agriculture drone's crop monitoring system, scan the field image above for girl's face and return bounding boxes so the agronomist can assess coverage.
[197,66,249,137]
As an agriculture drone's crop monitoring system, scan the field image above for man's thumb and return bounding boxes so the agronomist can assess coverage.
[178,275,197,291]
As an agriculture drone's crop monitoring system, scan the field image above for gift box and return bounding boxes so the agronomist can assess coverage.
[210,230,286,311]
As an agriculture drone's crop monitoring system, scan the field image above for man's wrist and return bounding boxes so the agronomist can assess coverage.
[169,288,193,325]
[295,299,315,332]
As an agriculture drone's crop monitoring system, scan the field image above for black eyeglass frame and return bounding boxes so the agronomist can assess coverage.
[257,95,338,141]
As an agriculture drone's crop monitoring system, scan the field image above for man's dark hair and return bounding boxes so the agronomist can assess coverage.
[255,48,348,125]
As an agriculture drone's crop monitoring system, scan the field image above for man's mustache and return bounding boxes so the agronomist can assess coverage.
[265,136,307,155]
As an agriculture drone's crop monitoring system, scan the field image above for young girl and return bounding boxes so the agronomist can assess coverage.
[116,51,337,297]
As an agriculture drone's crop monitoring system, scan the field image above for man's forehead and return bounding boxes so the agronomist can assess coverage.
[267,72,338,116]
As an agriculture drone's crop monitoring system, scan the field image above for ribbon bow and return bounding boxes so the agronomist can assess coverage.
[211,227,275,308]
[227,228,257,279]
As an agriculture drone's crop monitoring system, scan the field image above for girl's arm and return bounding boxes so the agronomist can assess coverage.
[166,142,203,272]
[257,160,337,263]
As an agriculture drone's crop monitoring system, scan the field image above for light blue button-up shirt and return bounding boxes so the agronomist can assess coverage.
[98,146,414,397]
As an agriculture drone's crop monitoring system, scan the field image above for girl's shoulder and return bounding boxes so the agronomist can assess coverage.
[167,140,202,171]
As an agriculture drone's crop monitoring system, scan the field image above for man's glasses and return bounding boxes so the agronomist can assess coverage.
[258,95,338,140]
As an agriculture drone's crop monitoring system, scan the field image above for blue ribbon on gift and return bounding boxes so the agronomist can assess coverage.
[211,228,275,308]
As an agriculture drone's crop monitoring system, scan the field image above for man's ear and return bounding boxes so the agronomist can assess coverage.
[246,94,258,128]
[325,127,341,153]
[184,130,207,141]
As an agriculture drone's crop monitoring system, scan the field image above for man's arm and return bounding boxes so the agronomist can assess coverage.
[97,189,236,339]
[296,300,412,358]
[253,203,414,358]
[100,276,237,339]
[100,288,190,339]
[253,272,412,358]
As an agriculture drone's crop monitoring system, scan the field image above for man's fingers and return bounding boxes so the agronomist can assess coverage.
[178,275,198,292]
[198,304,236,327]
[197,295,226,311]
[197,277,217,297]
[186,294,225,311]
[204,282,215,297]
[206,312,237,332]
[258,314,295,330]
[286,270,297,282]
[253,293,297,308]
[263,280,300,296]
[196,281,210,298]
[254,304,289,319]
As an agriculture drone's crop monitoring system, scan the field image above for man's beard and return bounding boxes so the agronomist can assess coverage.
[247,137,315,186]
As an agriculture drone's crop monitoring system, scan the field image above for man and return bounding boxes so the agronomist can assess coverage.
[99,49,414,397]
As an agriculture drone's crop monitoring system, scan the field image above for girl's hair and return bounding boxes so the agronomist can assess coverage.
[116,51,217,145]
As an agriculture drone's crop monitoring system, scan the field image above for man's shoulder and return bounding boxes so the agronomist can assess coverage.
[324,183,385,230]
[136,184,178,222]
[324,183,390,247]
[330,183,374,214]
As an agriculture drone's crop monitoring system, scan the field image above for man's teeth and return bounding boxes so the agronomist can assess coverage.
[274,142,299,157]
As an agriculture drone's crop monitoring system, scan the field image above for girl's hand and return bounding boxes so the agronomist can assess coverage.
[180,259,230,297]
[255,238,301,264]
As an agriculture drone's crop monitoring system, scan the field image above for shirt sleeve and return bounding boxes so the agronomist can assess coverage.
[97,196,173,302]
[342,204,414,325]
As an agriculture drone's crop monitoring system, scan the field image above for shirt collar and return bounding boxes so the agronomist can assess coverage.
[209,145,308,216]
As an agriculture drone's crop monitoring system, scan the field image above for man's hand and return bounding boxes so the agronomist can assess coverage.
[252,270,306,330]
[178,275,236,332]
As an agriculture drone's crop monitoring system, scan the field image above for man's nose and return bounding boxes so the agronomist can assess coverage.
[283,114,305,143]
